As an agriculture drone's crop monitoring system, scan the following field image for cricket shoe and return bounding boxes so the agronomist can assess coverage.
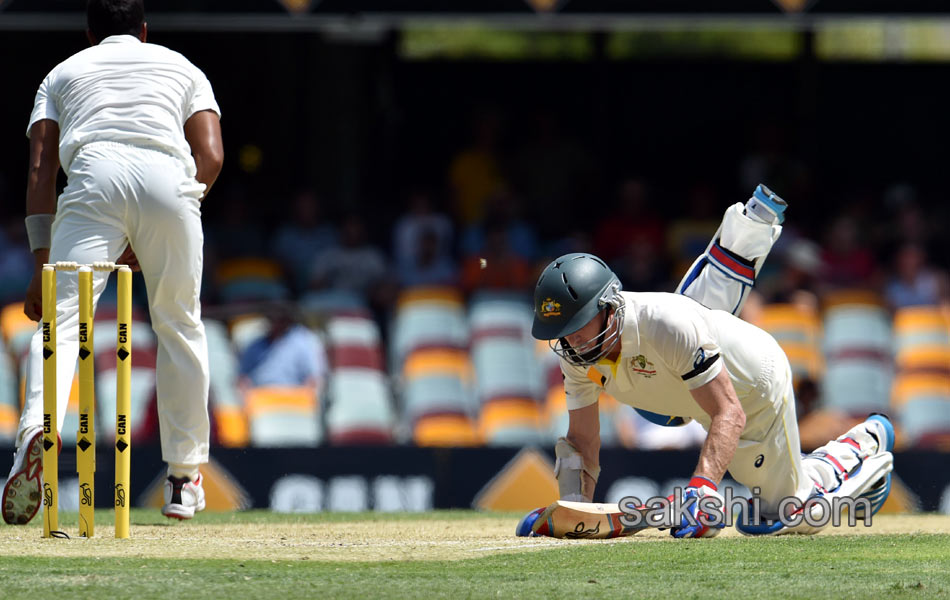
[162,474,206,520]
[746,184,787,224]
[854,413,895,520]
[2,428,60,525]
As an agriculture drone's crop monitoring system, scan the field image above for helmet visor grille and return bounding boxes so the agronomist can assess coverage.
[550,301,625,366]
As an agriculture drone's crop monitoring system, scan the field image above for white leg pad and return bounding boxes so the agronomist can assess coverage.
[719,202,782,262]
[676,203,782,315]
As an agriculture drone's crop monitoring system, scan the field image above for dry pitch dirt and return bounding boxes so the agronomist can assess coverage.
[0,514,947,562]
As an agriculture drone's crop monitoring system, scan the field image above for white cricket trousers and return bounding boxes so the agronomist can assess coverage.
[677,202,881,521]
[17,141,210,467]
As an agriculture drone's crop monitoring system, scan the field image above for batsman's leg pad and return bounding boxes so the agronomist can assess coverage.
[803,414,895,496]
[719,202,782,265]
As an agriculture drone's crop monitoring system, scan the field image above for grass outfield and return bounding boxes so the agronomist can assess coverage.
[0,511,948,599]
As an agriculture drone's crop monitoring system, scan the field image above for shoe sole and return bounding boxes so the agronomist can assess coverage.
[753,184,787,224]
[161,508,194,521]
[162,499,206,521]
[867,414,895,453]
[2,433,45,525]
[856,472,892,520]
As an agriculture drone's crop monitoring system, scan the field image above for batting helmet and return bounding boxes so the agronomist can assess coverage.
[531,253,625,365]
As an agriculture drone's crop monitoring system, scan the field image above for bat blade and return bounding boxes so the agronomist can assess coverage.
[531,500,653,539]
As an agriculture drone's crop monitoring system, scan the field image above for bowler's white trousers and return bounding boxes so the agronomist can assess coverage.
[17,142,210,468]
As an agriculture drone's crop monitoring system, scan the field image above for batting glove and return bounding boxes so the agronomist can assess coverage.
[515,507,546,537]
[671,476,726,539]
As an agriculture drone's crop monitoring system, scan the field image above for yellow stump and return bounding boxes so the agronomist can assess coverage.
[115,267,132,539]
[41,266,58,538]
[77,267,95,537]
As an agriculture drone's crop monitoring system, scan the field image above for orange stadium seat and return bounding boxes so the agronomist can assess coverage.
[403,347,472,382]
[1,303,37,357]
[396,286,464,311]
[891,373,950,449]
[413,413,481,447]
[821,288,885,310]
[894,306,950,347]
[203,318,247,447]
[479,396,544,446]
[759,303,823,382]
[0,349,19,443]
[390,296,468,370]
[245,385,321,447]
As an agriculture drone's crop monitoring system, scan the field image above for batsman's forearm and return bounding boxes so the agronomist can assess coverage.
[693,408,745,484]
[567,432,600,500]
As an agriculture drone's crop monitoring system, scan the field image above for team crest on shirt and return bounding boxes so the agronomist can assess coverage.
[631,354,656,378]
[540,298,561,318]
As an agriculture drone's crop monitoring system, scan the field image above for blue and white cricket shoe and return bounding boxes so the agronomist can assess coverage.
[748,184,787,224]
[855,413,895,519]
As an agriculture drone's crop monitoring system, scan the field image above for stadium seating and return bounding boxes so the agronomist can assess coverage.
[326,368,395,444]
[0,302,36,358]
[92,313,156,353]
[0,342,18,444]
[891,306,950,449]
[245,385,322,447]
[471,337,542,403]
[390,286,468,370]
[94,347,158,444]
[821,304,894,416]
[892,374,950,449]
[413,413,481,446]
[298,289,369,322]
[204,318,248,447]
[468,294,545,446]
[479,396,545,446]
[894,306,950,350]
[2,283,948,451]
[326,315,384,371]
[468,292,534,340]
[228,314,270,356]
[398,346,477,445]
[215,258,290,303]
[759,303,823,384]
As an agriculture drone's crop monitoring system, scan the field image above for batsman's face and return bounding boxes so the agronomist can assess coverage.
[564,313,606,349]
[561,308,621,365]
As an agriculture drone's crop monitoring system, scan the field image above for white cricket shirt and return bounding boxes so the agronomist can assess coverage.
[560,291,790,441]
[27,35,219,176]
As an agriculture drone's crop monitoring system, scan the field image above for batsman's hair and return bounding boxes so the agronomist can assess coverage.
[87,0,144,41]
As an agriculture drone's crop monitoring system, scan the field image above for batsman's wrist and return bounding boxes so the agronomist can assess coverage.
[688,476,717,491]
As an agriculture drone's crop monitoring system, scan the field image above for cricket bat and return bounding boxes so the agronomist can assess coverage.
[529,500,655,539]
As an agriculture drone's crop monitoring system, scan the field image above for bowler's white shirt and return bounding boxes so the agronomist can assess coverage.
[560,291,789,441]
[27,35,219,177]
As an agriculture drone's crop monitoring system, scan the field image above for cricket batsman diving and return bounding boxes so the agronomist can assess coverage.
[3,0,223,524]
[519,186,894,537]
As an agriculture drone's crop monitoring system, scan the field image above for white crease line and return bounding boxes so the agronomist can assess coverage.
[472,541,563,552]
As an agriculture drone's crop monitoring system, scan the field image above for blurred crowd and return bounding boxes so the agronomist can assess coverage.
[0,112,947,450]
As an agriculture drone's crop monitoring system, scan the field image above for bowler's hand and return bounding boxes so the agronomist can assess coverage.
[118,245,141,272]
[24,271,42,321]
